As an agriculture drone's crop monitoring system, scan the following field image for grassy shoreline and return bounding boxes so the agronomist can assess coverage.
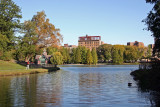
[0,69,49,76]
[0,60,59,76]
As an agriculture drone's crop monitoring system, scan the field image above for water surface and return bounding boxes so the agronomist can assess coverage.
[0,65,154,107]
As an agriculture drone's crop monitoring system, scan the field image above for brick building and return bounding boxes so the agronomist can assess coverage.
[78,35,102,50]
[63,44,77,50]
[127,41,144,47]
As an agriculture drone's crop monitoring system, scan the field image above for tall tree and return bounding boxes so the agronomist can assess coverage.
[75,47,81,63]
[143,0,160,56]
[91,48,98,65]
[71,48,76,63]
[31,11,63,48]
[86,49,93,65]
[16,21,37,62]
[0,0,22,60]
[60,48,70,64]
[81,46,87,64]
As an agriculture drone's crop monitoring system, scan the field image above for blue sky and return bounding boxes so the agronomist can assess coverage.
[14,0,153,46]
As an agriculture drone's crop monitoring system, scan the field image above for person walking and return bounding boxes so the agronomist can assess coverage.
[26,61,30,70]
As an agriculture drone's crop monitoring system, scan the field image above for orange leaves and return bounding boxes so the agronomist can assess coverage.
[31,11,63,48]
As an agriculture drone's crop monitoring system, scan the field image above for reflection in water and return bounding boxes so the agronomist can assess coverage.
[0,65,158,106]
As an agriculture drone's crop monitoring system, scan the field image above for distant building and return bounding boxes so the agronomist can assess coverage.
[78,35,102,50]
[63,44,77,50]
[127,41,144,47]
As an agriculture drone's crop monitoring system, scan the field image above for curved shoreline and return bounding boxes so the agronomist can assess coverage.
[0,69,49,76]
[0,67,60,77]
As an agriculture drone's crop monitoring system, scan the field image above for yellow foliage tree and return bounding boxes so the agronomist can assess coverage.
[31,11,63,48]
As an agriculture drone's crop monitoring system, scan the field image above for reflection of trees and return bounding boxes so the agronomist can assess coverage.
[9,75,38,107]
[78,73,101,104]
[36,72,62,106]
[0,77,13,107]
[0,72,63,107]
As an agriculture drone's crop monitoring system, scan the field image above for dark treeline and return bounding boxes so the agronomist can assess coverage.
[131,1,160,105]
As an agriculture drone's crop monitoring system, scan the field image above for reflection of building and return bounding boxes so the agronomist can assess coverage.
[63,44,77,49]
[127,41,144,47]
[35,49,51,64]
[78,35,102,50]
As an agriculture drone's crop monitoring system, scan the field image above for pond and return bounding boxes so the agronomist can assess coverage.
[0,65,156,107]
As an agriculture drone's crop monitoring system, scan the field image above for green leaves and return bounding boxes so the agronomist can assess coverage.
[91,48,98,65]
[50,52,63,65]
[144,0,160,56]
[86,49,93,65]
[0,0,22,60]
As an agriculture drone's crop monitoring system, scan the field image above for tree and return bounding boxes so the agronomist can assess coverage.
[147,45,152,58]
[81,46,87,64]
[124,46,138,63]
[86,49,93,65]
[16,21,37,62]
[112,45,125,64]
[71,48,76,63]
[60,48,70,64]
[31,11,63,48]
[0,0,22,60]
[47,46,58,55]
[143,0,160,56]
[0,34,9,58]
[50,52,63,67]
[97,44,112,62]
[137,47,147,60]
[75,47,81,63]
[91,48,98,65]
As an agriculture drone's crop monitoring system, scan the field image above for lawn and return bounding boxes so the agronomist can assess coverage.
[0,60,25,70]
[0,60,48,76]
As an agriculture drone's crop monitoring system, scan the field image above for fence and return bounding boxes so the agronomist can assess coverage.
[29,64,56,69]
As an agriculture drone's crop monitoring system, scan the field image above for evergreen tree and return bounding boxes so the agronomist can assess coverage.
[0,0,22,60]
[71,48,76,63]
[86,49,93,65]
[81,46,87,64]
[75,47,81,63]
[91,48,98,65]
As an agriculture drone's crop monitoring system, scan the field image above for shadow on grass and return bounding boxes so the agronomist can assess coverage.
[16,61,60,72]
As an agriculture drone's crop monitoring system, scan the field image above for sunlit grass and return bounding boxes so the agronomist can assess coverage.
[0,60,25,70]
[0,60,48,76]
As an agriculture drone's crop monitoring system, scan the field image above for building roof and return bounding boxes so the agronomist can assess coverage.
[79,35,101,41]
